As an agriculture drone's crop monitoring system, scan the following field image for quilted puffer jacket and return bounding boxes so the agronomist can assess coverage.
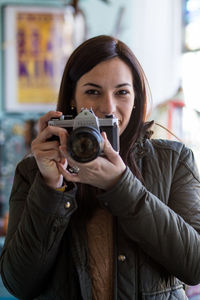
[0,137,200,300]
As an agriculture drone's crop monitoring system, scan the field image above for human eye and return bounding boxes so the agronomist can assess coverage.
[85,89,100,95]
[116,89,130,96]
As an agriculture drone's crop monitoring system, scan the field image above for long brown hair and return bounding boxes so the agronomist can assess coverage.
[57,35,150,218]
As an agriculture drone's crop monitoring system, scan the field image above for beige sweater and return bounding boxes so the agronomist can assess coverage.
[87,208,114,300]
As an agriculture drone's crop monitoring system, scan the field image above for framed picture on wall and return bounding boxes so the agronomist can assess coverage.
[3,5,85,112]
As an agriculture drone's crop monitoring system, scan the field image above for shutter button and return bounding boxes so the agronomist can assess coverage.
[118,254,126,262]
[65,202,71,209]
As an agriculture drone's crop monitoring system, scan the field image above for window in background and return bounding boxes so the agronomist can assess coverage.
[184,3,200,298]
[181,0,200,171]
[151,0,200,172]
[185,0,200,51]
[183,0,200,112]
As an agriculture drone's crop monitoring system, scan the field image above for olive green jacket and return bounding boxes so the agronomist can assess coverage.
[0,138,200,299]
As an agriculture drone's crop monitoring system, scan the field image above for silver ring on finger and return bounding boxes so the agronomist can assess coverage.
[69,166,80,174]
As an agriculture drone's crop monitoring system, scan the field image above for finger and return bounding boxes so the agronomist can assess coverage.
[36,126,67,143]
[59,129,68,149]
[38,111,62,133]
[58,157,67,166]
[59,145,69,159]
[34,149,63,162]
[59,145,81,168]
[101,132,119,163]
[59,158,65,165]
[57,163,80,183]
[32,140,60,151]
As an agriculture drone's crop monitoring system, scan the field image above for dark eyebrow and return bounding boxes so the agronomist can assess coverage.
[83,83,132,88]
[116,83,132,88]
[83,83,101,88]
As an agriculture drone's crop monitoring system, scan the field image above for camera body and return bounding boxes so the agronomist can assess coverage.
[48,108,119,163]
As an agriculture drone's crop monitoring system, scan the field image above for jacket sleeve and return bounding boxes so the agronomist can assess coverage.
[97,145,200,285]
[0,159,77,299]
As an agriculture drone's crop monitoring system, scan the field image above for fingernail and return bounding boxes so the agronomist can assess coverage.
[60,158,65,164]
[59,146,67,156]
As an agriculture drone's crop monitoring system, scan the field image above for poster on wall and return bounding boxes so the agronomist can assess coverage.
[3,5,81,112]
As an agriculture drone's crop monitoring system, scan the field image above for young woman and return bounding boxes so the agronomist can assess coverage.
[1,35,200,300]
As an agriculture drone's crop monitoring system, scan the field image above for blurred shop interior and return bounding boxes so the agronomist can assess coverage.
[0,0,200,298]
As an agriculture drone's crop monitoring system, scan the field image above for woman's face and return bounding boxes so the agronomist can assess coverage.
[73,57,135,135]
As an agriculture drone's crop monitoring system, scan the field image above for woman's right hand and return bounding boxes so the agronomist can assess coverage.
[31,111,68,189]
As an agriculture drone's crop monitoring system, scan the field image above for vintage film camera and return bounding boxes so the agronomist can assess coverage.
[48,108,119,163]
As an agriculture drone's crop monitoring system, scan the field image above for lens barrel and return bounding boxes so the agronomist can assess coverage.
[67,127,104,163]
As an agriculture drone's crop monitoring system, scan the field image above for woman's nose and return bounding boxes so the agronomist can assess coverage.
[98,94,116,116]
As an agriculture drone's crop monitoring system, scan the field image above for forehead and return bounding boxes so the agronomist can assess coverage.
[77,57,133,85]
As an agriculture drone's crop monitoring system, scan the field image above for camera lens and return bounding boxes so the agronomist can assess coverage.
[67,127,104,163]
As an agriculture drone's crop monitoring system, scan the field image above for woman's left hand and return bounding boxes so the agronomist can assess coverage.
[57,132,126,190]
